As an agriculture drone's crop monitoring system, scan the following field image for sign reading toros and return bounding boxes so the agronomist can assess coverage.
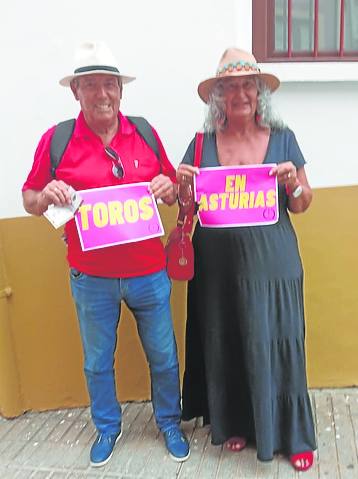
[75,183,164,251]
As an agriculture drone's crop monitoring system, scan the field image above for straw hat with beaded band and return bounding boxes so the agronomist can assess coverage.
[198,48,280,104]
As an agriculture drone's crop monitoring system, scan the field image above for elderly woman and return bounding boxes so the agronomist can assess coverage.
[177,48,316,472]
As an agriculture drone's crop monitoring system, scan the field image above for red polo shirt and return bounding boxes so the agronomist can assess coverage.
[23,112,176,277]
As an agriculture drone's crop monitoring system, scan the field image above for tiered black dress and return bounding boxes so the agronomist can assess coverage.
[181,128,316,461]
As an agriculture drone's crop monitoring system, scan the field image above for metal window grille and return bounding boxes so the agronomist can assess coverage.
[253,0,358,62]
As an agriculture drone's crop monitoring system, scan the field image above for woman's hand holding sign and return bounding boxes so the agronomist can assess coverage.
[269,161,298,188]
[176,164,200,212]
[177,164,200,183]
[269,161,312,213]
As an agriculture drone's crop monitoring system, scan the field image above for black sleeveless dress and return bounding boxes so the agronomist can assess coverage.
[181,128,316,461]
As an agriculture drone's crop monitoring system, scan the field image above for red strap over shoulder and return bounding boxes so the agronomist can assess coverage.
[181,132,203,232]
[194,132,204,168]
[176,133,204,232]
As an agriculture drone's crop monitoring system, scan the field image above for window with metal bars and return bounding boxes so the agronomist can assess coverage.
[253,0,358,61]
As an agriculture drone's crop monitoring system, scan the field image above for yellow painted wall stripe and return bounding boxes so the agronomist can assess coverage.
[0,187,357,417]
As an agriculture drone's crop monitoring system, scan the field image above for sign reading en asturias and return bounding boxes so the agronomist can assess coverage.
[194,164,279,228]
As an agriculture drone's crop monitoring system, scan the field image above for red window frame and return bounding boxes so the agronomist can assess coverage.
[253,0,358,62]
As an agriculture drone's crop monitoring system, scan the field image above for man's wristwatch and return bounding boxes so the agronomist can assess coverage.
[291,184,303,198]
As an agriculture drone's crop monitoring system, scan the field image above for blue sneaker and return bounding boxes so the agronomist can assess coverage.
[90,430,122,467]
[163,427,190,462]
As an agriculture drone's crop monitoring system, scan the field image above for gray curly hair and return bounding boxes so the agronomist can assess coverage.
[203,77,285,132]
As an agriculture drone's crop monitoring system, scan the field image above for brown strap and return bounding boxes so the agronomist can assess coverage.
[176,133,204,230]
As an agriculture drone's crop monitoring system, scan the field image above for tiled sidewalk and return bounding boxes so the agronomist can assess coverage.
[0,388,357,478]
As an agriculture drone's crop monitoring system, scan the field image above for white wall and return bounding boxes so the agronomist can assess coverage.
[1,0,357,218]
[273,82,358,189]
[235,0,358,190]
[0,0,238,218]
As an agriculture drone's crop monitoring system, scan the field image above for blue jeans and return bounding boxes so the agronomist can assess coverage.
[70,268,181,435]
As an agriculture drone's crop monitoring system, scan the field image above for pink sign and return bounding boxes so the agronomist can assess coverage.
[74,183,164,251]
[194,164,279,227]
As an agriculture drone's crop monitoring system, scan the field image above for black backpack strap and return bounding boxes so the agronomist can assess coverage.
[49,116,160,178]
[127,116,160,159]
[50,119,76,178]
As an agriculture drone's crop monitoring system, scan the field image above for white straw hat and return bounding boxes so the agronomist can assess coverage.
[198,48,280,103]
[59,41,135,87]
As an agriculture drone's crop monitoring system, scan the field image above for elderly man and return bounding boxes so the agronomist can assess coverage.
[22,41,189,467]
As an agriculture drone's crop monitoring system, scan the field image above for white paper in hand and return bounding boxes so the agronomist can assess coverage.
[43,187,82,229]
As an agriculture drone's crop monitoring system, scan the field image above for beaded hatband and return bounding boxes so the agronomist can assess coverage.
[216,61,260,77]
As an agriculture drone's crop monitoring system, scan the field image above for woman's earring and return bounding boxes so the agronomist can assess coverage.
[255,112,261,124]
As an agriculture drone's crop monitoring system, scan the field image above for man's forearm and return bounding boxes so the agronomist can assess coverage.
[22,189,47,216]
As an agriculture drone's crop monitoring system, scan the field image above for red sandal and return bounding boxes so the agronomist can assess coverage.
[225,436,247,452]
[290,451,314,471]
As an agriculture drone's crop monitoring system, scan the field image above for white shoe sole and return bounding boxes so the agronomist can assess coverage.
[90,429,123,468]
[169,449,191,462]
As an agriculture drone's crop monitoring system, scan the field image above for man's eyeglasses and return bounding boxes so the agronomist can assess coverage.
[104,146,125,179]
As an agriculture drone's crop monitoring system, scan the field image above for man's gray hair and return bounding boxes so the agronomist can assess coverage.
[203,78,285,132]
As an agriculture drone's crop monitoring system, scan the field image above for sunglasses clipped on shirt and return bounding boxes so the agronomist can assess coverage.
[104,146,125,179]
